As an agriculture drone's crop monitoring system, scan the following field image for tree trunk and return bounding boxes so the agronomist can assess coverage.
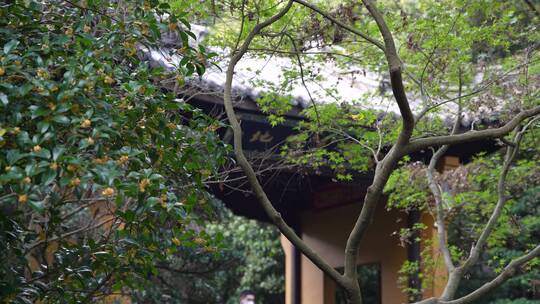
[346,290,362,304]
[345,280,363,304]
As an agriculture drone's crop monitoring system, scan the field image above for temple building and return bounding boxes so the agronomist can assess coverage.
[146,29,500,303]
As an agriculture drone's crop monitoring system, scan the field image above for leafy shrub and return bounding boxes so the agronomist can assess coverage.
[0,1,226,302]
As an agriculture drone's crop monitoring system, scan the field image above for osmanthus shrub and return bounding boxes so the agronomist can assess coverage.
[0,0,227,302]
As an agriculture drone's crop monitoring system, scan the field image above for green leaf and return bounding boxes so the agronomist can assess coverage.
[52,115,70,124]
[29,106,51,118]
[31,149,51,159]
[3,40,19,54]
[6,149,25,165]
[41,169,57,185]
[37,121,50,134]
[0,92,8,105]
[28,200,45,212]
[52,146,65,161]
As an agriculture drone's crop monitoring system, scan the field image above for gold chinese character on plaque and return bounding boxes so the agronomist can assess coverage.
[249,130,274,143]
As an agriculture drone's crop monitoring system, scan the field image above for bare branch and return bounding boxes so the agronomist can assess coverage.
[444,245,540,304]
[427,72,464,300]
[291,0,385,51]
[415,58,540,122]
[26,217,116,252]
[404,105,540,155]
[221,0,348,288]
[281,32,322,128]
[522,0,540,17]
[361,0,415,142]
[461,116,538,271]
[426,141,456,273]
[343,1,416,287]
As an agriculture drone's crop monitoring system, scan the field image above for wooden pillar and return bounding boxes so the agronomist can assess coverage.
[424,155,460,299]
[282,235,295,304]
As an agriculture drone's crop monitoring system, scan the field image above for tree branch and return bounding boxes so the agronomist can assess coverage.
[416,245,540,304]
[419,116,538,302]
[444,244,540,304]
[427,73,464,300]
[342,1,416,288]
[460,116,538,272]
[221,0,348,289]
[26,217,116,252]
[404,105,540,155]
[291,0,385,51]
[361,0,415,140]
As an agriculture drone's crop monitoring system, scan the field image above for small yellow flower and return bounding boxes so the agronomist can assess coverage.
[23,177,31,184]
[101,187,115,197]
[83,25,91,33]
[10,127,20,135]
[87,137,95,145]
[36,68,48,79]
[193,237,207,246]
[104,75,114,84]
[66,164,78,172]
[32,145,42,152]
[80,119,91,128]
[116,155,129,165]
[71,104,80,113]
[203,246,216,253]
[160,195,168,208]
[69,177,81,187]
[47,102,56,111]
[171,237,181,246]
[5,166,12,171]
[93,157,108,165]
[168,22,177,31]
[64,28,73,36]
[0,67,5,76]
[138,178,150,192]
[49,162,58,170]
[166,122,176,130]
[18,194,28,204]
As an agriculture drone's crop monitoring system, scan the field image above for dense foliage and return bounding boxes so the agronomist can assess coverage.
[169,0,539,180]
[167,0,539,302]
[135,207,284,303]
[384,128,540,300]
[1,0,538,302]
[0,1,229,302]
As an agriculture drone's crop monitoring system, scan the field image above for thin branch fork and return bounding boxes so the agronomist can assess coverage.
[220,0,539,303]
[341,1,417,295]
[404,105,540,155]
[291,0,385,51]
[426,76,463,299]
[26,217,117,252]
[221,0,349,290]
[423,115,538,302]
[460,116,539,271]
[416,244,540,304]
